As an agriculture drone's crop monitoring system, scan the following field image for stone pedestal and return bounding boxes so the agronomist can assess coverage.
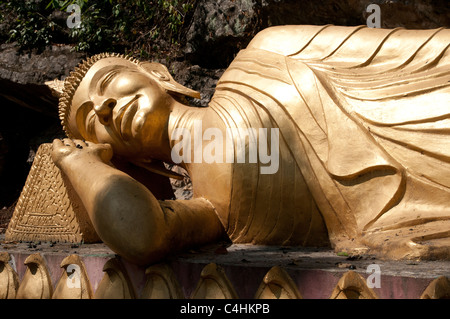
[1,236,449,299]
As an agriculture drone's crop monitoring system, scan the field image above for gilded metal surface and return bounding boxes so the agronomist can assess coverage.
[420,276,450,299]
[52,254,93,299]
[94,257,136,299]
[190,263,238,299]
[254,266,302,299]
[16,253,53,299]
[329,270,378,299]
[49,25,449,265]
[141,263,184,299]
[0,252,19,299]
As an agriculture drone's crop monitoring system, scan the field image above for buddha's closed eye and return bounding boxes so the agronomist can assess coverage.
[99,70,119,95]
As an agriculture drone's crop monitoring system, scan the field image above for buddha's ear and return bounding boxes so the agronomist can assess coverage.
[74,101,95,140]
[140,62,201,99]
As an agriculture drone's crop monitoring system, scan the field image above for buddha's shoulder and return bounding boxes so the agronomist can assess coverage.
[246,25,449,57]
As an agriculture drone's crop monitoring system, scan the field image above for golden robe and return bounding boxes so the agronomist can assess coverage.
[209,25,450,250]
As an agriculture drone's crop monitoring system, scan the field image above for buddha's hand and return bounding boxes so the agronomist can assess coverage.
[51,138,113,169]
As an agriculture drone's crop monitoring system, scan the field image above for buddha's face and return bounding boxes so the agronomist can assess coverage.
[67,57,197,160]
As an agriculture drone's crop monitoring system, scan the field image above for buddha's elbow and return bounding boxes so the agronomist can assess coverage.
[89,176,168,265]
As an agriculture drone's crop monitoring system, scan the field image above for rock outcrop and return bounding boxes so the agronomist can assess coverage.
[185,0,450,68]
[0,43,85,207]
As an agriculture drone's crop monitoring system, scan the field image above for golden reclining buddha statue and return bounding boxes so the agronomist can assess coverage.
[46,25,450,265]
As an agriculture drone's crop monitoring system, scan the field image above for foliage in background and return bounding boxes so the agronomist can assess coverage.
[0,0,195,58]
[1,0,61,51]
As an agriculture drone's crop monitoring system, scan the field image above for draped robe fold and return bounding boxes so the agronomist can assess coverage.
[209,25,450,247]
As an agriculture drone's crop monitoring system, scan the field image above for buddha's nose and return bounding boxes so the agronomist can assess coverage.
[94,98,116,125]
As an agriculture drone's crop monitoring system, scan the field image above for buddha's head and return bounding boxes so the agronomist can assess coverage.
[59,53,200,159]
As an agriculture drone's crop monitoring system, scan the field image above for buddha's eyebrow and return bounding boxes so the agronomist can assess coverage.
[99,70,118,95]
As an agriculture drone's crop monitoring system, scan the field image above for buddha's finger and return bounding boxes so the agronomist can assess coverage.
[52,138,63,149]
[63,138,75,147]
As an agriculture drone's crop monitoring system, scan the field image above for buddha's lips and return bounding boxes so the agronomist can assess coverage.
[121,101,139,141]
[113,95,140,140]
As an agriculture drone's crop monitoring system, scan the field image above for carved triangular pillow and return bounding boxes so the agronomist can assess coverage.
[5,143,100,243]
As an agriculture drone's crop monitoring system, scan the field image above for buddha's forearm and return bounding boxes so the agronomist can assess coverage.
[60,158,168,264]
[59,159,125,212]
[59,157,225,265]
[160,198,226,252]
